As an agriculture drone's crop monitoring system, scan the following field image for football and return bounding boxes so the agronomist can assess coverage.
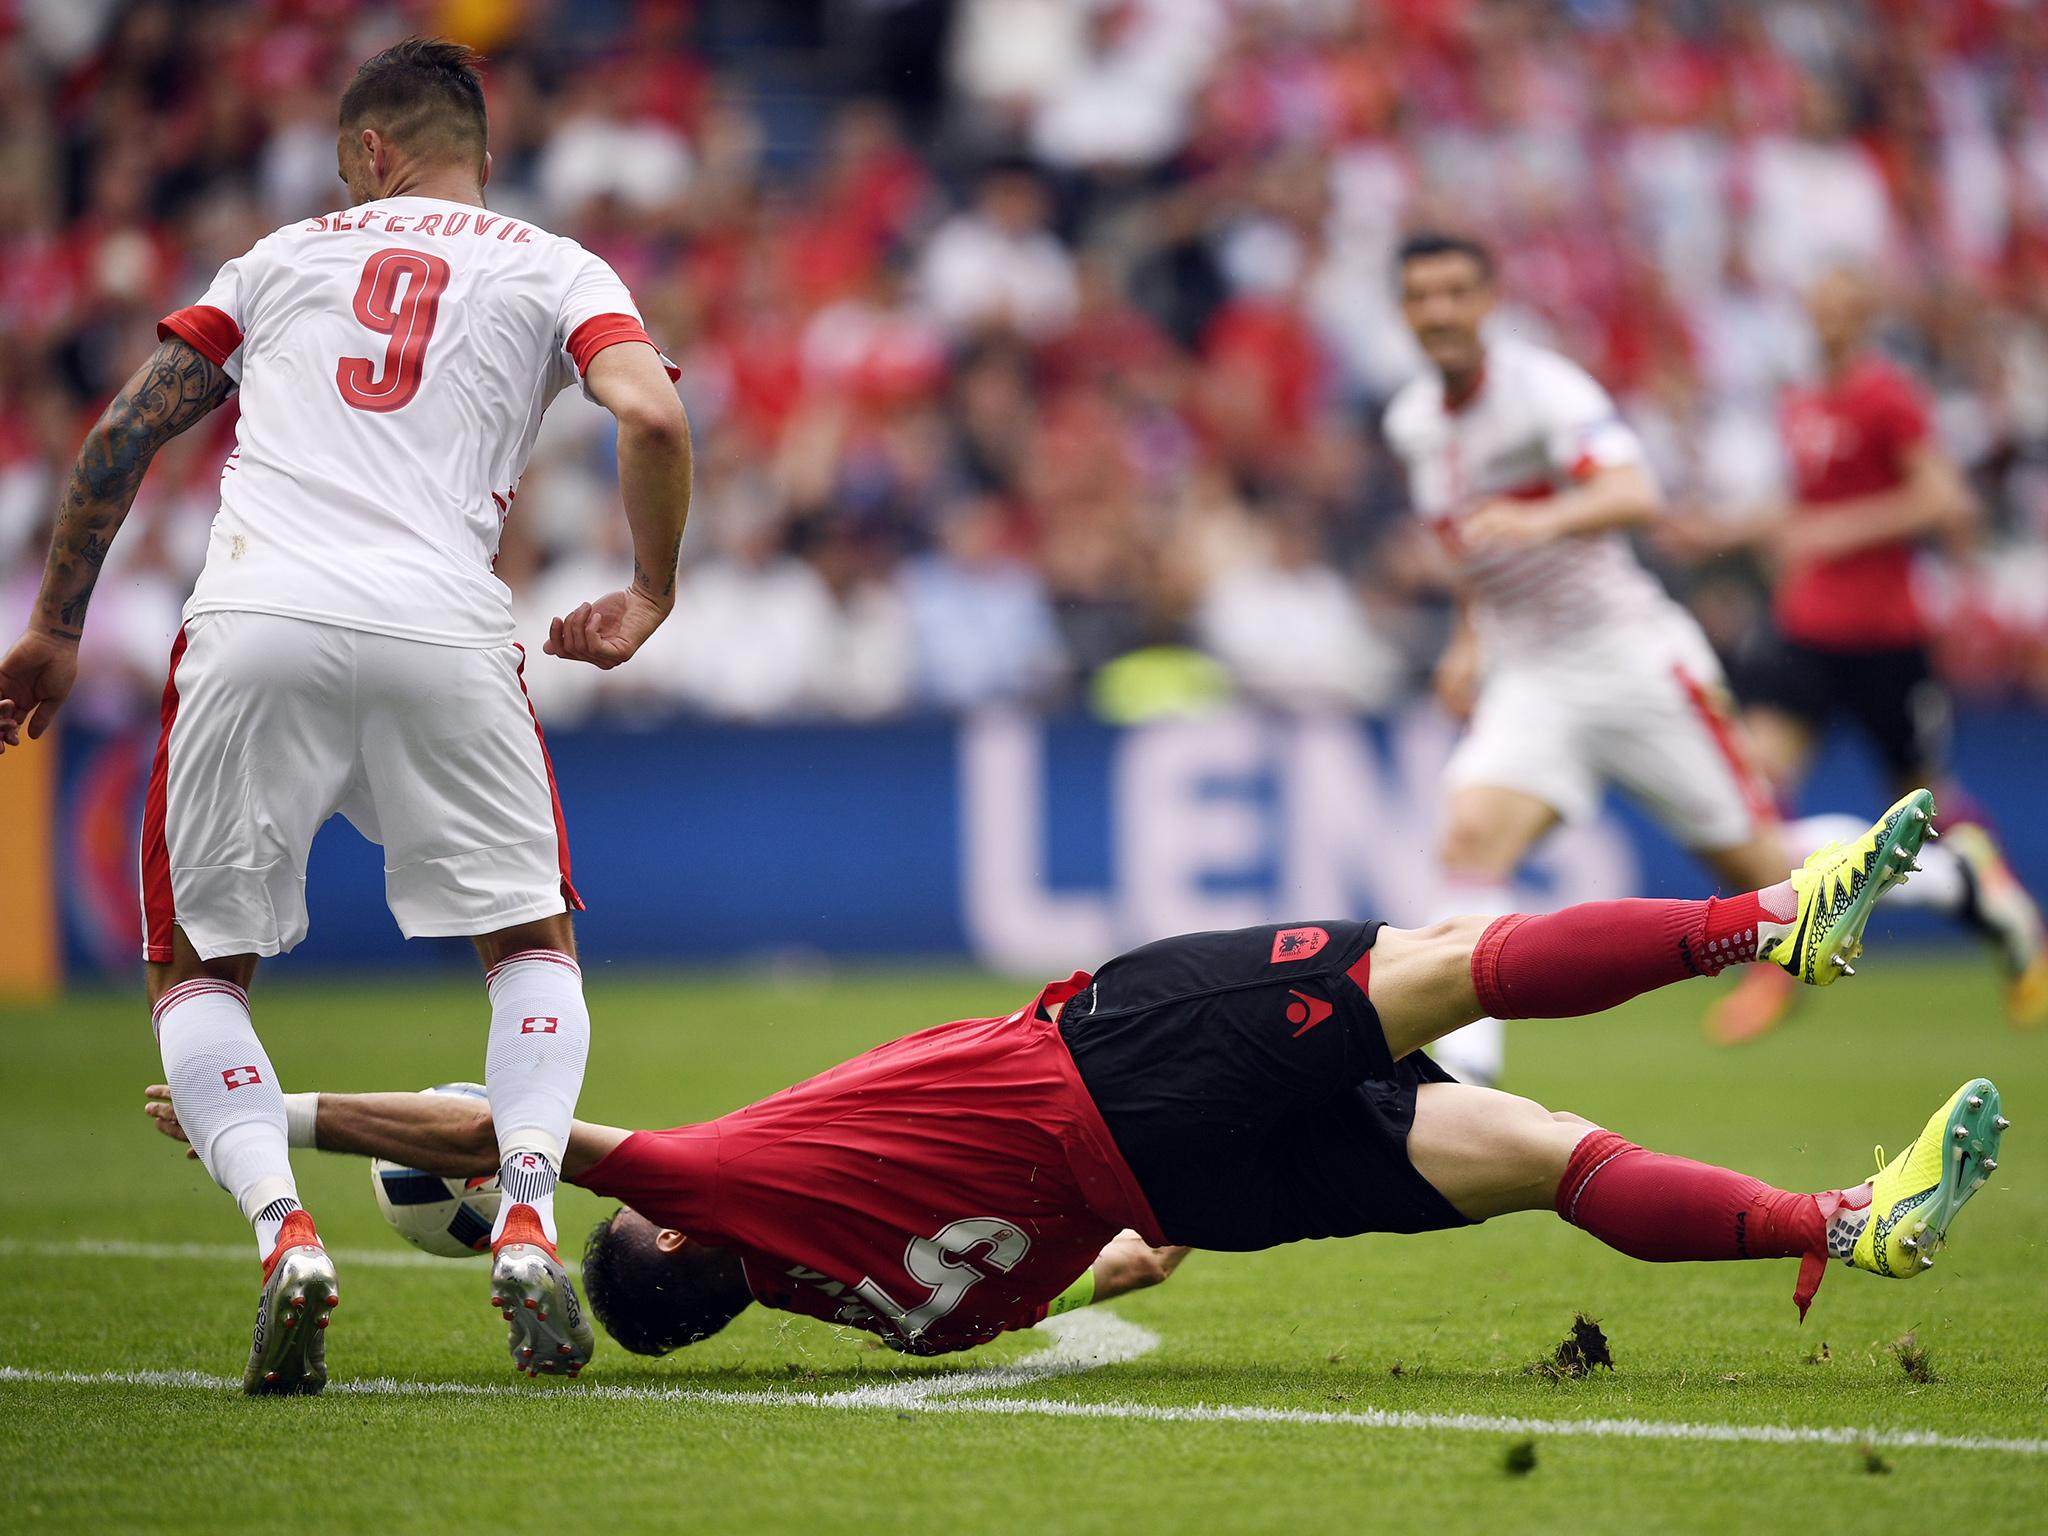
[368,1083,501,1258]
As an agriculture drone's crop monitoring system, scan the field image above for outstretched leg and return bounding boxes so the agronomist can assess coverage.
[1368,886,1792,1063]
[1368,790,1936,1062]
[1406,1083,1849,1314]
[1405,1077,2004,1317]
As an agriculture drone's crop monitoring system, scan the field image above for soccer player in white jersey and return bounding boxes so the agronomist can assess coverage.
[0,40,691,1393]
[1382,233,1796,1083]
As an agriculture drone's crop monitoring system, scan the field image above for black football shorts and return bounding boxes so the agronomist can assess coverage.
[1737,633,1949,784]
[1058,919,1472,1251]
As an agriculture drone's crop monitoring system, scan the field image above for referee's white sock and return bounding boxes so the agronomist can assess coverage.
[483,949,590,1248]
[153,979,302,1260]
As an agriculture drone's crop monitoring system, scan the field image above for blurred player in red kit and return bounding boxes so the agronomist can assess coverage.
[1691,268,2047,1035]
[0,40,692,1392]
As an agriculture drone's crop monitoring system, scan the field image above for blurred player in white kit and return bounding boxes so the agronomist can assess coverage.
[1383,233,1795,1083]
[0,40,692,1393]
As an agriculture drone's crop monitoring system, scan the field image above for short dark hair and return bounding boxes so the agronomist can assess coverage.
[1396,231,1495,280]
[580,1210,750,1357]
[338,38,488,164]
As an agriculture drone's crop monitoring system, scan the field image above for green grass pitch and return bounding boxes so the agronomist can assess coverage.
[4,956,2045,1532]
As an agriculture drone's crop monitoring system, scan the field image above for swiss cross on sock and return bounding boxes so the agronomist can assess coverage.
[221,1065,263,1089]
[520,1016,559,1034]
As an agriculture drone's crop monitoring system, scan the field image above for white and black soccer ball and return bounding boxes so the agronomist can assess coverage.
[369,1083,501,1258]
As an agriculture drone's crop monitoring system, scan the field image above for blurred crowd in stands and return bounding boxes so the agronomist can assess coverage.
[7,0,2048,730]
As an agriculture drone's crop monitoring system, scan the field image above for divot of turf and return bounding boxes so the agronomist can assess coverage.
[1525,1314,1614,1381]
[1892,1332,1938,1384]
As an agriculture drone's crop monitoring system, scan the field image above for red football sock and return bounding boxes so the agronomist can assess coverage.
[1471,884,1795,1019]
[1557,1129,1836,1316]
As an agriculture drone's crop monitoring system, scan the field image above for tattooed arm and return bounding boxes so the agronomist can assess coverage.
[0,339,232,752]
[35,340,232,641]
[543,339,691,670]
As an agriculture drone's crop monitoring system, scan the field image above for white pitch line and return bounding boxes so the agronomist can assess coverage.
[931,1394,2048,1458]
[829,1309,1158,1405]
[0,1310,1153,1408]
[4,1242,2039,1459]
[0,1236,458,1271]
[3,1305,2041,1462]
[0,1239,1153,1405]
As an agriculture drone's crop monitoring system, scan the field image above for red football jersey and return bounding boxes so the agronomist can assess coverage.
[578,975,1158,1355]
[1775,356,1933,649]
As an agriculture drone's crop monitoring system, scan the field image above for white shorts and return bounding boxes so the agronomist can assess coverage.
[1445,630,1773,853]
[142,612,579,962]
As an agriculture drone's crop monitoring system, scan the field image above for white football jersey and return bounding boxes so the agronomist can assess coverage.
[1383,333,1687,666]
[158,195,673,647]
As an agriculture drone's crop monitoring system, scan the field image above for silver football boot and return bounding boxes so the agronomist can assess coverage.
[244,1217,339,1395]
[490,1204,594,1378]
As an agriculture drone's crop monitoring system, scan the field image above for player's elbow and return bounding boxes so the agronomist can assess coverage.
[614,390,690,453]
[1578,461,1657,521]
[1611,470,1663,523]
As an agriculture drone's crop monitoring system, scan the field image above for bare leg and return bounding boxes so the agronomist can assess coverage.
[1366,875,1798,1063]
[1700,830,1792,893]
[1403,1080,1849,1317]
[1740,706,1816,802]
[146,924,258,1005]
[1431,785,1560,1084]
[1439,785,1561,884]
[473,912,577,969]
[1406,1082,1592,1219]
[1365,917,1491,1060]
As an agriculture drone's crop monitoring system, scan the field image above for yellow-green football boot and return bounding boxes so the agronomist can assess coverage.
[1848,1078,2007,1280]
[1764,789,1936,986]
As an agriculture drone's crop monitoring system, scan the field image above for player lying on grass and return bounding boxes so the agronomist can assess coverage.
[147,793,2007,1375]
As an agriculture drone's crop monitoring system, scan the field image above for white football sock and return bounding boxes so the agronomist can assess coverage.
[483,949,590,1246]
[153,979,300,1260]
[1824,1182,1874,1261]
[1785,814,1969,912]
[250,1195,303,1258]
[1430,879,1514,1087]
